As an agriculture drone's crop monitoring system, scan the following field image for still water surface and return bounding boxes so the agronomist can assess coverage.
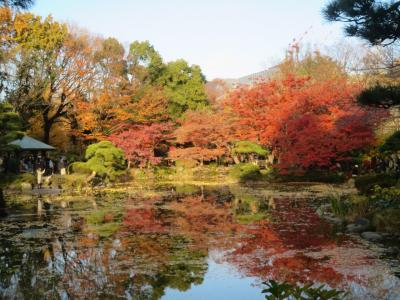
[0,184,399,299]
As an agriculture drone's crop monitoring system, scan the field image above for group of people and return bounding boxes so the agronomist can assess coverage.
[19,155,67,175]
[18,155,68,189]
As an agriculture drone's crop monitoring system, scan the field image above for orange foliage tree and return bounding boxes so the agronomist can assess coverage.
[6,14,97,143]
[227,75,387,173]
[169,109,238,164]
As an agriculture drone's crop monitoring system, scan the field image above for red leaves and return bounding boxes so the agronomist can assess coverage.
[227,75,388,173]
[169,109,238,163]
[108,122,173,167]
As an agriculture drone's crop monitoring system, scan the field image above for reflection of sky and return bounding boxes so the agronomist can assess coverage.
[31,0,349,80]
[163,252,263,300]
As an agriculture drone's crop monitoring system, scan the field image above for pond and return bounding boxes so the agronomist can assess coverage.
[0,184,399,299]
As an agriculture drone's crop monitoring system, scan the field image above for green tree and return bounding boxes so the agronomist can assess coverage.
[128,40,164,84]
[71,141,126,181]
[323,0,400,45]
[127,41,208,118]
[0,101,23,154]
[232,141,269,164]
[358,84,400,106]
[380,130,400,152]
[160,59,209,118]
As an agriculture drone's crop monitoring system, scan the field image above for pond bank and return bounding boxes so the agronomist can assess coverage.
[2,177,358,199]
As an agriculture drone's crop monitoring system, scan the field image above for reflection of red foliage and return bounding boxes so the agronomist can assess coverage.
[269,199,335,250]
[123,208,167,233]
[227,198,344,286]
[166,195,239,249]
[268,254,343,284]
[121,193,370,290]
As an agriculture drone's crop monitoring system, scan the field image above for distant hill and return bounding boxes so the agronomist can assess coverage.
[233,67,278,85]
[205,66,278,103]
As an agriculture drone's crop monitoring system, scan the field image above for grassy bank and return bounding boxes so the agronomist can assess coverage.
[1,163,352,197]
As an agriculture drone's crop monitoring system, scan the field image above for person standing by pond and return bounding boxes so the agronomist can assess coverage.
[60,156,67,175]
[48,158,54,175]
[36,167,45,189]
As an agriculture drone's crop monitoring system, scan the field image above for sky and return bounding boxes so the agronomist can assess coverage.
[31,0,347,80]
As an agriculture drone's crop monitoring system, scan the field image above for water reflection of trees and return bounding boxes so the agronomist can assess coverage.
[123,189,345,287]
[0,187,399,298]
[0,194,211,299]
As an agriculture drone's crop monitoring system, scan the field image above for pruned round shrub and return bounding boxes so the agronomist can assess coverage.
[232,141,269,156]
[380,131,400,153]
[229,163,261,181]
[70,141,127,181]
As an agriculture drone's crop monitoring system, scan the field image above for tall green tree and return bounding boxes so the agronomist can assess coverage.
[127,41,209,118]
[128,40,164,85]
[160,59,209,118]
[323,0,400,45]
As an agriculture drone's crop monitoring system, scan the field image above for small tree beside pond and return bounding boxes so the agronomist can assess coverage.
[231,141,269,165]
[70,141,126,182]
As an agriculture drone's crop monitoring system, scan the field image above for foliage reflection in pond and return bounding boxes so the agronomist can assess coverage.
[0,185,399,299]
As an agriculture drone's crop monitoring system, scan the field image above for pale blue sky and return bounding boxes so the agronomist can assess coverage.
[32,0,346,80]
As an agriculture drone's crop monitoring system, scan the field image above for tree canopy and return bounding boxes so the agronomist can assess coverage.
[226,75,386,173]
[323,0,400,45]
[0,0,34,10]
[5,13,95,143]
[160,60,209,118]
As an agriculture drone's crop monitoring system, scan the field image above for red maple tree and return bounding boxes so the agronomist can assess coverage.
[108,123,173,167]
[227,75,387,173]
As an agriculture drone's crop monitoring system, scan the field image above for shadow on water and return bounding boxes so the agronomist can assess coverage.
[0,184,399,299]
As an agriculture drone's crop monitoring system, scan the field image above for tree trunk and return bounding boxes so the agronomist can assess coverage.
[43,123,51,144]
[42,113,53,144]
[267,153,275,166]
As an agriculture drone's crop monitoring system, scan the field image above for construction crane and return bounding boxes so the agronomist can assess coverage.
[287,26,312,62]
